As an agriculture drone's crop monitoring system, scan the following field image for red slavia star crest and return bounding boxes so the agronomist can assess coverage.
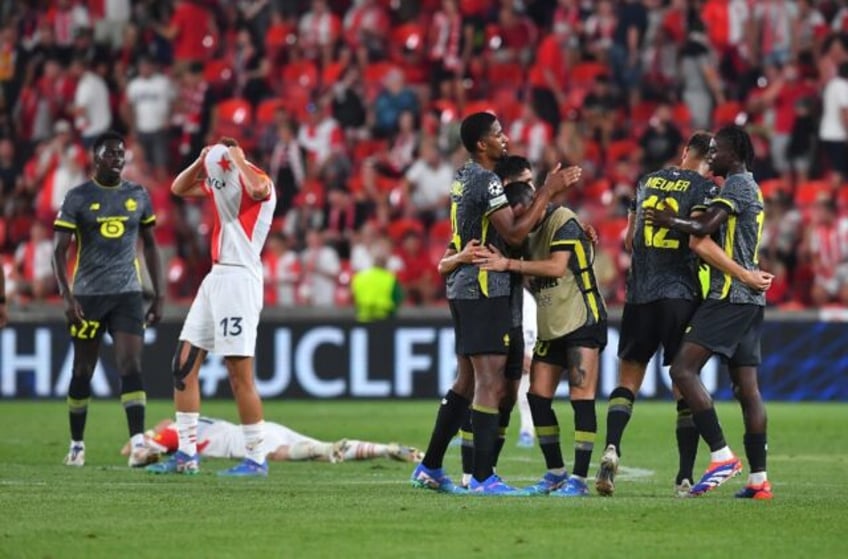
[217,154,232,172]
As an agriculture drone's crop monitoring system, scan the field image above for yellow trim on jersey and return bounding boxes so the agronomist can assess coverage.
[711,197,736,212]
[72,230,82,288]
[54,219,76,230]
[556,240,600,321]
[478,215,490,297]
[720,215,738,299]
[134,258,142,283]
[140,215,156,225]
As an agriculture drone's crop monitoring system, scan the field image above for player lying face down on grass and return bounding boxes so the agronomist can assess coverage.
[474,181,607,497]
[122,417,423,463]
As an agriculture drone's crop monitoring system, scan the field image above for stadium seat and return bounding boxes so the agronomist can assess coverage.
[204,59,233,86]
[672,103,692,130]
[486,62,524,87]
[352,138,389,163]
[607,139,639,164]
[281,86,313,121]
[630,101,658,127]
[212,98,254,149]
[712,101,743,127]
[598,217,629,247]
[569,61,608,89]
[255,98,286,125]
[390,23,425,58]
[794,180,831,207]
[387,217,424,242]
[462,99,497,118]
[282,60,318,91]
[759,178,788,199]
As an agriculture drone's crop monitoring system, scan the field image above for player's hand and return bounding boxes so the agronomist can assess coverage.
[582,223,599,245]
[0,303,8,328]
[145,295,164,327]
[63,295,84,328]
[457,239,484,264]
[228,145,246,162]
[644,206,675,227]
[473,244,509,271]
[742,270,775,292]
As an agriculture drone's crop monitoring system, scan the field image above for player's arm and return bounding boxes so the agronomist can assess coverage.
[52,229,84,327]
[689,235,773,292]
[228,145,272,200]
[140,225,165,325]
[645,204,729,237]
[475,244,570,278]
[171,147,209,197]
[624,210,636,252]
[490,164,581,246]
[437,240,482,276]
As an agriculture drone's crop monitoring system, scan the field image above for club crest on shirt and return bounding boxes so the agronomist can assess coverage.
[125,198,138,212]
[488,179,503,197]
[89,202,100,211]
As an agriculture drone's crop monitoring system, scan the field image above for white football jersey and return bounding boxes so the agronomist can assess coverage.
[203,144,276,278]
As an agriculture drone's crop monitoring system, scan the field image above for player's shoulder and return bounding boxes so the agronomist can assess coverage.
[463,160,499,187]
[121,180,150,193]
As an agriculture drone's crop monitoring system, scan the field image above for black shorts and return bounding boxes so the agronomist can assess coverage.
[684,299,764,366]
[504,326,525,380]
[532,321,607,367]
[449,297,511,357]
[618,299,700,366]
[72,292,145,340]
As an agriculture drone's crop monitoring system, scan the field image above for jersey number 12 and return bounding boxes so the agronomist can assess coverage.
[641,195,680,249]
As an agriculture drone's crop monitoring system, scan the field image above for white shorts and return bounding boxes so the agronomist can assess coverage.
[179,265,263,356]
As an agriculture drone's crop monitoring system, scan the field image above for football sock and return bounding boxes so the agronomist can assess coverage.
[572,399,597,479]
[692,407,729,454]
[749,471,768,485]
[492,408,510,468]
[517,373,534,435]
[130,433,145,450]
[675,399,699,484]
[744,432,767,474]
[343,441,389,460]
[605,387,635,456]
[421,390,470,470]
[119,373,146,437]
[289,441,321,461]
[527,393,564,470]
[176,411,199,456]
[242,422,266,464]
[459,411,473,477]
[471,405,500,482]
[67,375,92,442]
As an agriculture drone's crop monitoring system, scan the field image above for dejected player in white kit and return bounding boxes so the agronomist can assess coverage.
[123,417,423,463]
[148,138,276,477]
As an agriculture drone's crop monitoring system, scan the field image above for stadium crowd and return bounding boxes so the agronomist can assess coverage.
[1,0,848,310]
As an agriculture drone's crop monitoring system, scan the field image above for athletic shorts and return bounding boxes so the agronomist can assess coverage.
[449,297,511,356]
[179,265,263,357]
[504,326,524,380]
[73,292,145,339]
[683,299,764,367]
[532,321,608,367]
[618,299,700,366]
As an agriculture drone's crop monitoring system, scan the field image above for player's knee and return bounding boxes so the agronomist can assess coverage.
[116,354,142,377]
[72,363,96,378]
[172,343,200,390]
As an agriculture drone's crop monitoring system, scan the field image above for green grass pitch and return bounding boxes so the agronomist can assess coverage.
[1,400,846,559]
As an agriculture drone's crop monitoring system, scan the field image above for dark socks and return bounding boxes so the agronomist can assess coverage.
[422,390,470,470]
[471,406,500,482]
[675,399,699,484]
[572,399,596,478]
[527,393,564,470]
[68,375,92,441]
[605,387,635,456]
[744,433,767,473]
[459,411,473,475]
[492,408,510,469]
[119,373,146,437]
[692,407,727,452]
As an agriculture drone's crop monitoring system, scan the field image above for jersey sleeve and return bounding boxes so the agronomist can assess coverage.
[53,190,81,232]
[479,172,509,216]
[690,177,717,214]
[549,219,584,252]
[139,187,157,228]
[710,175,747,215]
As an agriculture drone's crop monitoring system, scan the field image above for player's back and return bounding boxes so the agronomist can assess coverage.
[446,160,510,300]
[627,167,714,304]
[203,145,276,278]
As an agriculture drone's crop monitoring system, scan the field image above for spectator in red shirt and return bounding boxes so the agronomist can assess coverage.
[395,229,439,305]
[157,0,215,67]
[528,19,570,133]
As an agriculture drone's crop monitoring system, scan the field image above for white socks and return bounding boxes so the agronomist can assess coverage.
[343,441,388,461]
[518,373,534,434]
[176,412,199,456]
[130,433,145,450]
[242,422,266,464]
[710,446,734,462]
[749,471,768,485]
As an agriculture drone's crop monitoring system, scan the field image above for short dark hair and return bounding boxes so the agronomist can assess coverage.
[92,130,124,154]
[494,155,532,183]
[715,125,755,171]
[218,136,239,147]
[686,131,713,159]
[460,112,496,154]
[504,181,534,208]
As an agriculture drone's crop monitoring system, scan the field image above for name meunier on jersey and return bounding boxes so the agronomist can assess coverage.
[446,160,511,300]
[53,180,156,295]
[627,167,715,304]
[527,206,607,341]
[704,171,766,306]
